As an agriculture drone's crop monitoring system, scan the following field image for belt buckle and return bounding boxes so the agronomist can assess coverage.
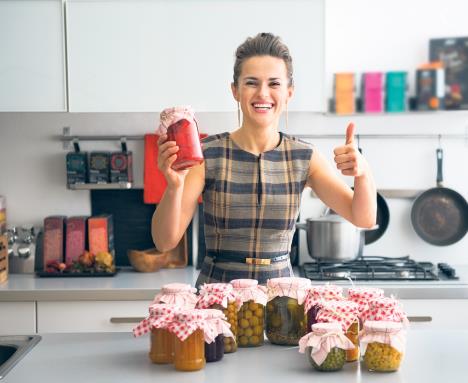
[245,258,271,265]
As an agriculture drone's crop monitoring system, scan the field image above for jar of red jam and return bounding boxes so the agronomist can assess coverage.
[159,106,203,170]
[203,309,234,362]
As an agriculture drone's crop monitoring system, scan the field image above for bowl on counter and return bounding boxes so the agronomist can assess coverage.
[127,248,169,272]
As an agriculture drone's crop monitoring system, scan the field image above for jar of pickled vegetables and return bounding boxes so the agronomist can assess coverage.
[347,287,384,326]
[266,277,311,345]
[231,279,268,347]
[299,322,355,372]
[315,300,360,362]
[203,309,234,362]
[360,321,406,372]
[196,283,241,353]
[167,309,207,371]
[361,297,409,327]
[304,285,343,332]
[152,283,198,308]
[132,303,180,364]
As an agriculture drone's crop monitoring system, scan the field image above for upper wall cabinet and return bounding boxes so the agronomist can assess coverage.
[67,0,324,112]
[0,0,67,112]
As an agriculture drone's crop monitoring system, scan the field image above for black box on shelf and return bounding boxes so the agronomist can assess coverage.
[430,37,468,110]
[66,152,88,185]
[110,151,133,183]
[88,152,110,184]
[416,65,445,111]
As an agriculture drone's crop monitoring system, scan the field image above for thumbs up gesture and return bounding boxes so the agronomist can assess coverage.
[333,123,367,177]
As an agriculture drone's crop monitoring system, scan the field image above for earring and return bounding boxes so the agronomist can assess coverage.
[237,102,241,127]
[285,102,289,130]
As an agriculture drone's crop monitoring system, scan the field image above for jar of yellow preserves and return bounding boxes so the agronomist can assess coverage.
[132,303,180,364]
[266,277,311,345]
[360,321,406,372]
[299,322,355,372]
[152,283,198,309]
[196,283,240,353]
[316,300,360,362]
[231,279,268,347]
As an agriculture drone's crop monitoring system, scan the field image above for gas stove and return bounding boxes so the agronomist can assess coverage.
[299,256,459,281]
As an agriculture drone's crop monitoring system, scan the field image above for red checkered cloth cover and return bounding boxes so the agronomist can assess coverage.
[166,309,208,342]
[347,287,384,314]
[266,277,312,305]
[230,279,268,306]
[203,309,234,344]
[133,303,180,337]
[196,283,241,309]
[360,297,409,326]
[316,300,360,332]
[152,283,198,308]
[304,285,344,314]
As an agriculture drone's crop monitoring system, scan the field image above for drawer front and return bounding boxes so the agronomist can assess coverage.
[0,302,36,335]
[37,301,151,333]
[402,299,468,329]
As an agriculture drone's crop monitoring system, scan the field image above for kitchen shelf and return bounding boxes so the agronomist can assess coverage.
[67,182,132,190]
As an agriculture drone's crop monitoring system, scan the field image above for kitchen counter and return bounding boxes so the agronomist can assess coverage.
[2,266,468,301]
[3,329,468,383]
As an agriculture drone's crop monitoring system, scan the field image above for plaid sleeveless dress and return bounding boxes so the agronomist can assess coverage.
[195,132,313,287]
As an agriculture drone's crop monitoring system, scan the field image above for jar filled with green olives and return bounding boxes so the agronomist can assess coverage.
[360,321,406,372]
[231,279,268,347]
[196,283,241,353]
[266,277,312,345]
[299,322,355,372]
[315,300,360,362]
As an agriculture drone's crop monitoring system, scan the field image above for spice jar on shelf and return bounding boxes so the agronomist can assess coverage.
[196,283,241,353]
[203,309,234,362]
[361,297,409,327]
[152,283,198,308]
[360,321,406,372]
[299,322,355,372]
[347,287,384,326]
[231,279,268,347]
[167,309,207,371]
[133,303,180,364]
[304,285,343,332]
[316,300,360,362]
[266,277,311,345]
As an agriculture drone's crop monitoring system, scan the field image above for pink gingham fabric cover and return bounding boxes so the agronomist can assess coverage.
[316,300,360,332]
[203,309,234,344]
[196,283,241,309]
[166,309,208,342]
[347,287,384,313]
[299,322,355,365]
[133,303,180,337]
[152,283,198,308]
[156,106,196,135]
[361,297,409,327]
[266,277,312,305]
[230,279,268,306]
[304,284,344,314]
[359,321,406,354]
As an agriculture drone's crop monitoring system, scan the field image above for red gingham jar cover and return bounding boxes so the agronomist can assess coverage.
[230,279,268,306]
[316,300,360,332]
[196,283,241,309]
[360,320,406,354]
[132,303,180,337]
[203,309,234,344]
[304,284,344,314]
[361,297,409,327]
[298,322,355,366]
[266,277,312,305]
[347,287,384,313]
[152,283,198,308]
[166,308,207,342]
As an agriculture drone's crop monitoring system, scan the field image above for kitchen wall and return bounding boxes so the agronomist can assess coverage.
[1,0,467,265]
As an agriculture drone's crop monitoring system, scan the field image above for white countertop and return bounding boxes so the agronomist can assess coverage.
[3,329,468,383]
[1,266,468,301]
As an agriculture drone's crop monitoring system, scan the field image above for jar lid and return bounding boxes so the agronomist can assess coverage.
[162,283,197,294]
[267,277,312,290]
[174,308,207,322]
[197,283,240,309]
[311,322,343,334]
[201,282,234,294]
[316,300,359,332]
[148,303,180,317]
[347,287,384,300]
[364,320,403,333]
[230,279,258,289]
[203,309,227,320]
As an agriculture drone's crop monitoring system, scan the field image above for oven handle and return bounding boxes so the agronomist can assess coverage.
[407,316,432,322]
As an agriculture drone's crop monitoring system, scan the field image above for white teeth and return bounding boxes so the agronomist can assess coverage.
[253,103,272,109]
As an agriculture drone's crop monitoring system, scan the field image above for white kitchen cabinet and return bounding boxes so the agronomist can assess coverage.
[0,302,36,335]
[0,0,67,112]
[37,300,151,333]
[402,299,468,330]
[66,0,324,112]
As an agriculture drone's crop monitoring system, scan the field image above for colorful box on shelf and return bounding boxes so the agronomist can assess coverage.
[362,72,384,113]
[385,72,408,112]
[333,73,355,115]
[416,62,445,111]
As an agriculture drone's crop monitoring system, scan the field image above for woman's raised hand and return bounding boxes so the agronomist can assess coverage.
[333,123,368,178]
[157,134,189,188]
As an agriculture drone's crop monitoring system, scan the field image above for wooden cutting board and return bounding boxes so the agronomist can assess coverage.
[0,234,8,283]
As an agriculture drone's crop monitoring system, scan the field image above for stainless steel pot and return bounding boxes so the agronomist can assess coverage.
[296,216,376,262]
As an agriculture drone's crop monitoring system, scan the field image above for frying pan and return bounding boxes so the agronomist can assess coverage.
[411,148,468,246]
[357,142,390,244]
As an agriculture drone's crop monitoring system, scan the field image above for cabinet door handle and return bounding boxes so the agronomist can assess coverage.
[110,317,145,324]
[407,316,432,322]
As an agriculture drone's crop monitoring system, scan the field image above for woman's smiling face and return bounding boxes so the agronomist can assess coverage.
[231,55,293,129]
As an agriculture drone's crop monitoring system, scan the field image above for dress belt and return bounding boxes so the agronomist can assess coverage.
[206,252,289,265]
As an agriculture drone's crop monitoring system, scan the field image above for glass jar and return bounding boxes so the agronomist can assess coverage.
[345,320,360,362]
[152,283,198,308]
[266,277,311,345]
[210,302,237,352]
[361,321,405,372]
[174,328,205,371]
[205,334,224,363]
[203,308,233,363]
[150,328,175,364]
[304,285,343,332]
[308,347,346,372]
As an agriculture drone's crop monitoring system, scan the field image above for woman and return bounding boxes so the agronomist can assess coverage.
[152,33,376,287]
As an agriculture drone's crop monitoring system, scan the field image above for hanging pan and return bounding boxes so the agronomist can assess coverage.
[411,148,468,246]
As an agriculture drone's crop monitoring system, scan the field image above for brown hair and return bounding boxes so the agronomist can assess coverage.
[233,32,293,87]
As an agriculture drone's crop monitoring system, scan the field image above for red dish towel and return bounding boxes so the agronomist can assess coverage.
[143,133,207,204]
